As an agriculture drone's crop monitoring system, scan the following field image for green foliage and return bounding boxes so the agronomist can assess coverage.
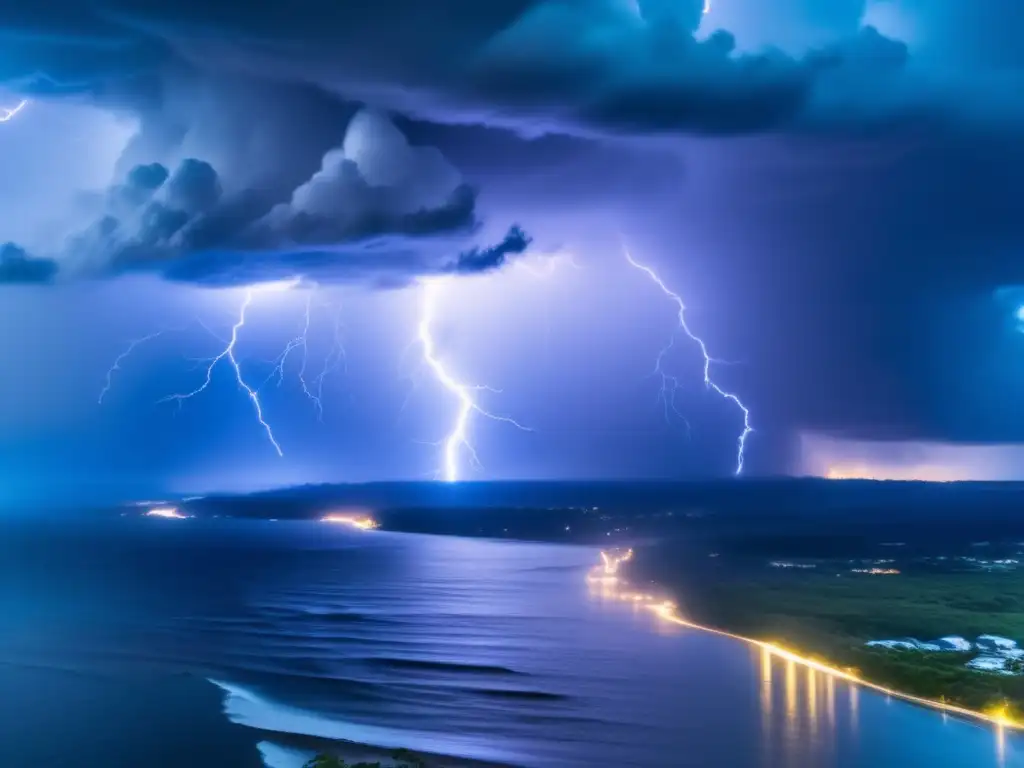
[643,562,1024,718]
[302,749,428,768]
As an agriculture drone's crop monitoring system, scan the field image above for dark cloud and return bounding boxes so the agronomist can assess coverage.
[0,244,58,284]
[2,108,532,286]
[0,1,1003,141]
[449,225,532,274]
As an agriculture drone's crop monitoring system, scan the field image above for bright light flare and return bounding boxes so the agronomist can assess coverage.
[804,432,1024,482]
[321,512,379,530]
[417,278,530,481]
[591,548,1024,733]
[0,99,27,123]
[624,249,752,475]
[600,548,633,575]
[145,506,188,519]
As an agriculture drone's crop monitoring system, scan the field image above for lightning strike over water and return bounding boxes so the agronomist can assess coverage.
[417,278,531,482]
[624,249,752,475]
[0,99,27,122]
[160,286,289,457]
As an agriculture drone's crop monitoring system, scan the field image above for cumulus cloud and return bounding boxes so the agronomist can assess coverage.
[3,107,529,286]
[0,0,1013,142]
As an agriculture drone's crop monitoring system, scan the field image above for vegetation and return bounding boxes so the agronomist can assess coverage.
[634,560,1024,720]
[303,748,429,768]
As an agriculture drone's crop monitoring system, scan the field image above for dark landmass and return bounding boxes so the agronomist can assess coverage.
[121,478,1024,551]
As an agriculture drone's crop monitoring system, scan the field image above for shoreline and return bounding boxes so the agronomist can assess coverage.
[590,548,1024,735]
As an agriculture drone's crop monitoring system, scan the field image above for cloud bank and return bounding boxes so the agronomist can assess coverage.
[0,106,529,286]
[0,1,1020,288]
[2,0,1017,142]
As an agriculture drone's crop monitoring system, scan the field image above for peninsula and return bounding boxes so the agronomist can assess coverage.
[625,543,1024,723]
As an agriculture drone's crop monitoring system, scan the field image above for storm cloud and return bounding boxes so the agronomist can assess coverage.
[0,0,1015,141]
[0,106,529,286]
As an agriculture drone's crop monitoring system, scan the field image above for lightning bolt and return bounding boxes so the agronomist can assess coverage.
[267,293,347,421]
[0,99,27,123]
[624,249,752,475]
[98,279,348,455]
[417,277,530,482]
[99,329,169,405]
[159,284,294,457]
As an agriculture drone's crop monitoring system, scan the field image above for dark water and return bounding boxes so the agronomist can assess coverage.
[0,517,1021,767]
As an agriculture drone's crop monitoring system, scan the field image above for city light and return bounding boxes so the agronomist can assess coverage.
[320,512,379,530]
[145,506,188,519]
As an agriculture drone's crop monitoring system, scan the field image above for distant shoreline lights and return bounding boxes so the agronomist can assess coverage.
[589,549,1023,735]
[320,512,379,530]
[145,506,189,519]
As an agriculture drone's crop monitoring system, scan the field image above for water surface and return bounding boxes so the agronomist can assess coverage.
[0,517,1019,767]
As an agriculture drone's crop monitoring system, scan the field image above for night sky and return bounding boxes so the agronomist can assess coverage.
[2,1,1024,503]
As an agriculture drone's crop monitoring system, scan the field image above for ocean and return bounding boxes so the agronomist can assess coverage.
[0,515,1020,767]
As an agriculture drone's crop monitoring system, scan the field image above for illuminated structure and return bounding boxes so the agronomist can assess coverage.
[417,278,530,481]
[623,249,752,475]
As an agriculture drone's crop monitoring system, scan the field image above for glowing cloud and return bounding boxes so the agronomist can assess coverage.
[800,432,1024,481]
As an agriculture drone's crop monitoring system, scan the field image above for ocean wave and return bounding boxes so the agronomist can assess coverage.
[209,678,528,765]
[363,658,525,676]
[464,688,566,702]
[257,741,315,768]
[257,607,403,625]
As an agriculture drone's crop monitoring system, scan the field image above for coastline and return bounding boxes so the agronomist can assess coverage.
[594,549,1024,735]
